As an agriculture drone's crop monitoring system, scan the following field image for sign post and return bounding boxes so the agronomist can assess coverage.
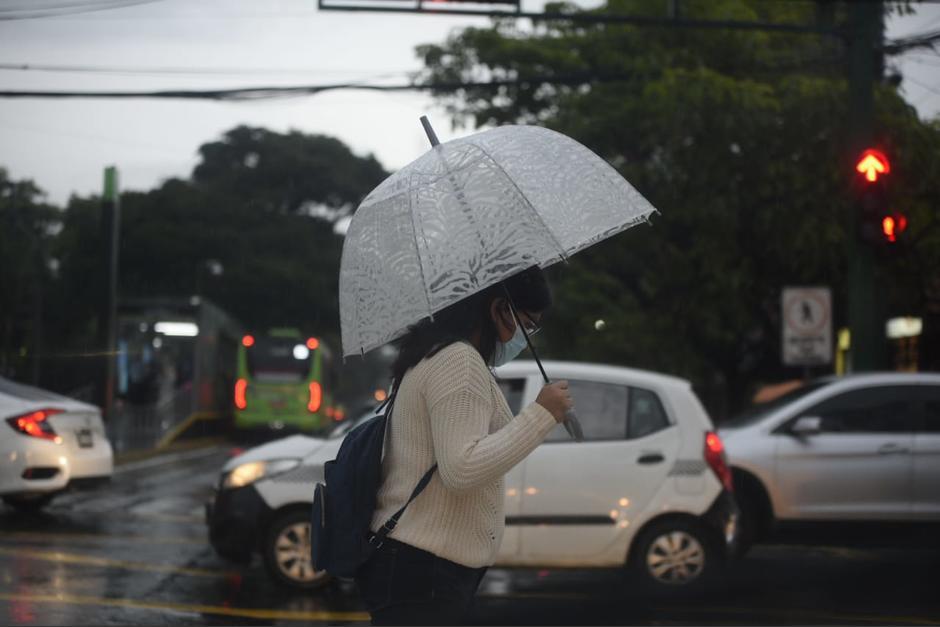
[782,287,833,372]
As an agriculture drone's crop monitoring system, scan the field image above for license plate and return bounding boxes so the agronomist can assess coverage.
[76,429,94,448]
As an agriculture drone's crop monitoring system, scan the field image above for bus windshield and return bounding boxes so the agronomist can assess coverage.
[247,337,312,383]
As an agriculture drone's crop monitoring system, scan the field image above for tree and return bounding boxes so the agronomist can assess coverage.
[193,126,387,216]
[0,169,61,382]
[42,127,388,399]
[417,0,940,417]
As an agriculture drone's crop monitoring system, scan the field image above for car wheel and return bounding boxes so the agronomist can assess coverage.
[262,509,331,590]
[3,494,54,512]
[630,519,721,595]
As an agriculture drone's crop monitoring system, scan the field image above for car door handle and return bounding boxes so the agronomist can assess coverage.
[878,444,910,455]
[637,453,665,465]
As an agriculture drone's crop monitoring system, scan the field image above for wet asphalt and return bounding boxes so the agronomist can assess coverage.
[1,444,938,626]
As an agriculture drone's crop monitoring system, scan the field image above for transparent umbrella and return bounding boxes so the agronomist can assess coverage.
[341,119,657,355]
[339,119,659,439]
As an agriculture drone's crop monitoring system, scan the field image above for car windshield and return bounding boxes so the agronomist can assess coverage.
[725,381,831,427]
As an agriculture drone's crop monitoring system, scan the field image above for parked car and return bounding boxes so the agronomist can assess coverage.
[720,372,940,554]
[0,376,113,511]
[206,360,738,593]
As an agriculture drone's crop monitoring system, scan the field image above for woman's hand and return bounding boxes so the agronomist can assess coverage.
[536,380,573,423]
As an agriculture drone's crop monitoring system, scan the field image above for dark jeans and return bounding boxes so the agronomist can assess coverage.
[355,538,488,626]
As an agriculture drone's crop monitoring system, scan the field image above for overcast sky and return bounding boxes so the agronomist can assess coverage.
[1,0,938,206]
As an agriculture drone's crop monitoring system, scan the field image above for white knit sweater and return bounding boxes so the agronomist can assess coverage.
[370,341,557,568]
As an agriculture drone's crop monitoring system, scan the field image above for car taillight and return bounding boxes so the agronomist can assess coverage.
[704,431,733,492]
[234,379,248,410]
[308,382,322,413]
[6,409,64,442]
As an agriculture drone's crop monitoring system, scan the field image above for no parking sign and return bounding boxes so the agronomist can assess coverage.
[781,287,832,366]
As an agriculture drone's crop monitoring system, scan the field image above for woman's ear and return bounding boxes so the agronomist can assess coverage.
[490,297,514,342]
[489,297,504,326]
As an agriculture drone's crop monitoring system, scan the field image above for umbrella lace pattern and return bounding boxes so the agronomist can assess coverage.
[339,125,658,357]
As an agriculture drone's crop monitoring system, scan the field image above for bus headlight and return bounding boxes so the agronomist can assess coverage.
[222,459,300,490]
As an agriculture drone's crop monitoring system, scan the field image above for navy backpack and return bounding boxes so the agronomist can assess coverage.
[311,394,436,579]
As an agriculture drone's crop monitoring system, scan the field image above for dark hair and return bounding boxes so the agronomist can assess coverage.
[390,266,552,387]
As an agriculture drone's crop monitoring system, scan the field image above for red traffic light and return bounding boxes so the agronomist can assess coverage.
[856,149,890,183]
[881,214,908,243]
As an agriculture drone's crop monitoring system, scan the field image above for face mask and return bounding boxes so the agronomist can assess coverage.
[493,325,528,367]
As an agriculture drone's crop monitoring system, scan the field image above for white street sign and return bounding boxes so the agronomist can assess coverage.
[782,287,832,366]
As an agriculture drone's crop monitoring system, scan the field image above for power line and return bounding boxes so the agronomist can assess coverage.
[901,53,940,68]
[904,73,940,99]
[0,62,846,100]
[0,80,486,100]
[883,28,940,54]
[0,61,413,79]
[0,0,161,20]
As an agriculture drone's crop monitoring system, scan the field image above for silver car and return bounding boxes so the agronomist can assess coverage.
[719,372,940,553]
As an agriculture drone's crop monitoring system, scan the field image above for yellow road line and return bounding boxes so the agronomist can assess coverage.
[0,547,234,579]
[156,413,222,449]
[656,604,940,626]
[0,592,370,623]
[2,532,204,546]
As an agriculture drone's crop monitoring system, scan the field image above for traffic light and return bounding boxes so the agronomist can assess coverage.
[854,148,907,246]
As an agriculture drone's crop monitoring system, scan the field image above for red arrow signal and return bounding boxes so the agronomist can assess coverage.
[856,149,890,183]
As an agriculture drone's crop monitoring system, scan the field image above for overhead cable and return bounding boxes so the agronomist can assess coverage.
[0,63,846,100]
[0,0,161,20]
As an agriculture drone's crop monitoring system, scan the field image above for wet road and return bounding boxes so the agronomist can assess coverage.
[2,444,939,625]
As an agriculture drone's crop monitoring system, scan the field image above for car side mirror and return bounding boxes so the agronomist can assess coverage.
[791,416,822,437]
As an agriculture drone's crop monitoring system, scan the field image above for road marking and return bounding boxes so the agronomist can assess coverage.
[113,444,227,475]
[129,512,204,523]
[656,605,940,626]
[157,413,223,449]
[0,547,235,579]
[1,532,205,546]
[0,593,370,623]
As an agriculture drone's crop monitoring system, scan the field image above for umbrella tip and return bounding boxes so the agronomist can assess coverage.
[420,116,440,148]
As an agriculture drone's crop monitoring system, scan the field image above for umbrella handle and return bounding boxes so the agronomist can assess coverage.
[501,285,583,442]
[562,408,584,442]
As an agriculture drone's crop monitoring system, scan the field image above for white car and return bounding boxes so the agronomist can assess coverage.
[720,372,940,553]
[1,376,113,511]
[206,361,738,593]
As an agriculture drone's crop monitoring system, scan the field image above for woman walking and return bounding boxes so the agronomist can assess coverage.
[355,266,573,626]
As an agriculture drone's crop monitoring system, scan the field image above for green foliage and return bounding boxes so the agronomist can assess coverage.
[418,0,940,416]
[193,126,387,214]
[0,169,62,379]
[3,128,388,397]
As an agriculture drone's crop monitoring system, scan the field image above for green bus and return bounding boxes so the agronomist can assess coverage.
[233,328,340,434]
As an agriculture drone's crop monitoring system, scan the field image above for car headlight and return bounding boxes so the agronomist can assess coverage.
[221,459,300,490]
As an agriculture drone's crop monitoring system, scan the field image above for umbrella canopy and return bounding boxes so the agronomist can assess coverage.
[339,124,657,357]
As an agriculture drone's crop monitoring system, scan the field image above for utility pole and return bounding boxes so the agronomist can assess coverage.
[99,166,120,418]
[846,1,886,372]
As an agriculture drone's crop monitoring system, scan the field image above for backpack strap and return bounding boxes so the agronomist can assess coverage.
[369,464,437,549]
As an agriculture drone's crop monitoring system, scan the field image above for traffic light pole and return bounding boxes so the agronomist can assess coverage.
[846,2,886,372]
